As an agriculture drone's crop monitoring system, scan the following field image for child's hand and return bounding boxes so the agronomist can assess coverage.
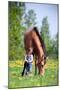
[25,60,28,63]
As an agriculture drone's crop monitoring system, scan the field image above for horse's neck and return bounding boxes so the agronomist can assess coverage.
[32,31,44,57]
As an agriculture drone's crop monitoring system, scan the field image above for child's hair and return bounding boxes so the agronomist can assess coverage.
[28,48,33,53]
[28,48,31,52]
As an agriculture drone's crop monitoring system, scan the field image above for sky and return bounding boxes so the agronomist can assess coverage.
[25,3,58,39]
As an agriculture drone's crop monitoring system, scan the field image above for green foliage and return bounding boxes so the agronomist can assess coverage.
[50,33,58,58]
[41,16,51,55]
[41,16,58,58]
[8,2,26,60]
[24,9,37,28]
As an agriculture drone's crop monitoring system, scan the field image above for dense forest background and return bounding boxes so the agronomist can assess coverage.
[8,2,58,61]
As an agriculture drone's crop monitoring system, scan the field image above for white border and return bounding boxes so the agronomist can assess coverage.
[0,0,60,90]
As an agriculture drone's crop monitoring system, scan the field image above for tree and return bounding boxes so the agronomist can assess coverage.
[55,32,58,55]
[40,16,51,55]
[51,32,58,58]
[8,2,25,60]
[24,9,37,28]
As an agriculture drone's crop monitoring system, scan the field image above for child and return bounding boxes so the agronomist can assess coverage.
[25,48,33,74]
[21,48,33,76]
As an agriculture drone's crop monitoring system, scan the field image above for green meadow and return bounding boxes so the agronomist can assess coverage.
[8,59,58,89]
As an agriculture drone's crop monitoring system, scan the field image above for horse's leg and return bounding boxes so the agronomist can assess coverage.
[35,56,38,75]
[36,55,40,74]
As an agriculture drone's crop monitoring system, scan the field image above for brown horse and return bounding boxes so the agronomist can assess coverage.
[22,27,46,76]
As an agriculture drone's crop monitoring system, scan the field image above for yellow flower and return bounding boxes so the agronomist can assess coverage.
[15,60,24,66]
[9,63,16,67]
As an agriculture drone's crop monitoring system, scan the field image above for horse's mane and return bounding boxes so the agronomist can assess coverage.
[33,27,46,56]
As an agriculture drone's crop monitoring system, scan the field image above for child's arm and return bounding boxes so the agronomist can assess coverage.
[31,55,33,62]
[25,55,28,62]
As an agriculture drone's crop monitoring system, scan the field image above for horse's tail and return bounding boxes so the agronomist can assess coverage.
[33,27,46,57]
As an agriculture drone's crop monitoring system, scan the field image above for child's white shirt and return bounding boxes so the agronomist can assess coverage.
[25,54,33,63]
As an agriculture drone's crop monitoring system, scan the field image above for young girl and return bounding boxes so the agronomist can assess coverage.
[25,49,33,74]
[22,48,33,76]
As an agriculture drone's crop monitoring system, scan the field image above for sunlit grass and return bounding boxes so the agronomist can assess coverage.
[8,59,58,89]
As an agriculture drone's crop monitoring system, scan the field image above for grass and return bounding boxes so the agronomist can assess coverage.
[8,58,59,89]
